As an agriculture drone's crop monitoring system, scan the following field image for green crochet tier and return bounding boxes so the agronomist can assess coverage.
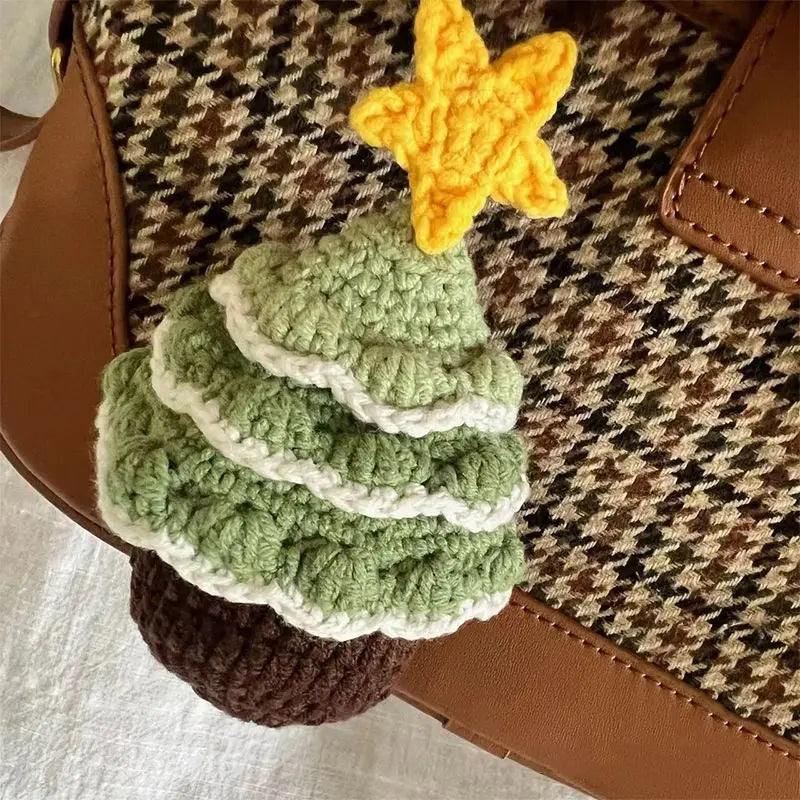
[209,204,523,437]
[152,287,527,531]
[97,203,528,642]
[97,349,523,640]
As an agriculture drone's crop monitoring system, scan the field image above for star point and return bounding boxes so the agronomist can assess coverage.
[350,0,577,254]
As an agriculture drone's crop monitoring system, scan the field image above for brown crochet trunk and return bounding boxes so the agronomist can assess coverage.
[129,550,416,727]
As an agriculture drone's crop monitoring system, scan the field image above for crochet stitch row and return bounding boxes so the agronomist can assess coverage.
[209,204,523,436]
[129,549,417,725]
[97,349,522,639]
[151,287,528,530]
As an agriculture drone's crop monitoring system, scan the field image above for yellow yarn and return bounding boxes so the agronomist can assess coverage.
[350,0,577,254]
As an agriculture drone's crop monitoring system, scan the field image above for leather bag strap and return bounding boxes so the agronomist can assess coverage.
[0,108,44,152]
[0,1,72,151]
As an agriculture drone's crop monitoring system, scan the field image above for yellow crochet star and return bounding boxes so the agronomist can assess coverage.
[350,0,577,254]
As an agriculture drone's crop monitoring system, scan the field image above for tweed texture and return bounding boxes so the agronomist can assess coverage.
[209,203,523,429]
[351,0,576,253]
[130,549,415,726]
[82,0,800,740]
[153,285,528,523]
[98,348,523,639]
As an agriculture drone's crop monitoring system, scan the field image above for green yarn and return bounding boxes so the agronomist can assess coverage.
[97,202,529,637]
[101,349,524,619]
[227,203,523,410]
[159,286,527,507]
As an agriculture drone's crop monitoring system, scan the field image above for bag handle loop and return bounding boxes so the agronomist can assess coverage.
[0,1,71,152]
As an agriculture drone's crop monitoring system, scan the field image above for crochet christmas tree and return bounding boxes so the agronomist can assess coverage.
[98,208,526,640]
[97,0,575,726]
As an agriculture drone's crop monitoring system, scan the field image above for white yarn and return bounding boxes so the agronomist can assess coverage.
[95,402,510,641]
[209,271,519,438]
[150,319,528,533]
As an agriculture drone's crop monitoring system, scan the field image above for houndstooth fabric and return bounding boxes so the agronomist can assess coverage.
[81,0,800,741]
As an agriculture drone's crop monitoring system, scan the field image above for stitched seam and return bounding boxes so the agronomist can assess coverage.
[674,211,800,285]
[691,3,788,166]
[686,169,800,234]
[74,45,116,358]
[669,3,793,283]
[509,599,800,762]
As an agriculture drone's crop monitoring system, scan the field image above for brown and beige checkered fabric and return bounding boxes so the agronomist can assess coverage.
[81,0,800,741]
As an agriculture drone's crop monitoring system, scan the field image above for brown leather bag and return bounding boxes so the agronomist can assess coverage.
[2,2,798,797]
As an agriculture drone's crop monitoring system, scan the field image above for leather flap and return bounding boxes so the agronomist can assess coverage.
[660,1,800,293]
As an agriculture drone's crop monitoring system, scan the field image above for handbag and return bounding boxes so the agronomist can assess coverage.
[1,2,797,797]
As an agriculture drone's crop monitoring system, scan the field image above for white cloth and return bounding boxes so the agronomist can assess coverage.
[0,2,585,798]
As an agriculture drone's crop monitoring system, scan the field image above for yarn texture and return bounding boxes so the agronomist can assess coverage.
[209,204,522,436]
[97,202,528,641]
[152,286,527,528]
[98,349,523,640]
[350,0,577,253]
[90,0,568,727]
[130,550,415,727]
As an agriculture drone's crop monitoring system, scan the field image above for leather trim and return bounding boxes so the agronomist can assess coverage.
[654,1,764,42]
[660,1,800,293]
[74,22,129,356]
[395,588,799,800]
[0,108,44,152]
[0,21,130,554]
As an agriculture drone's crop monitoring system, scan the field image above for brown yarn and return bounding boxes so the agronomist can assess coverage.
[129,550,417,727]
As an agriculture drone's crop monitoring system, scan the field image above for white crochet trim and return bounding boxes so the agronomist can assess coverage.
[96,402,510,641]
[151,318,528,533]
[209,270,518,438]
